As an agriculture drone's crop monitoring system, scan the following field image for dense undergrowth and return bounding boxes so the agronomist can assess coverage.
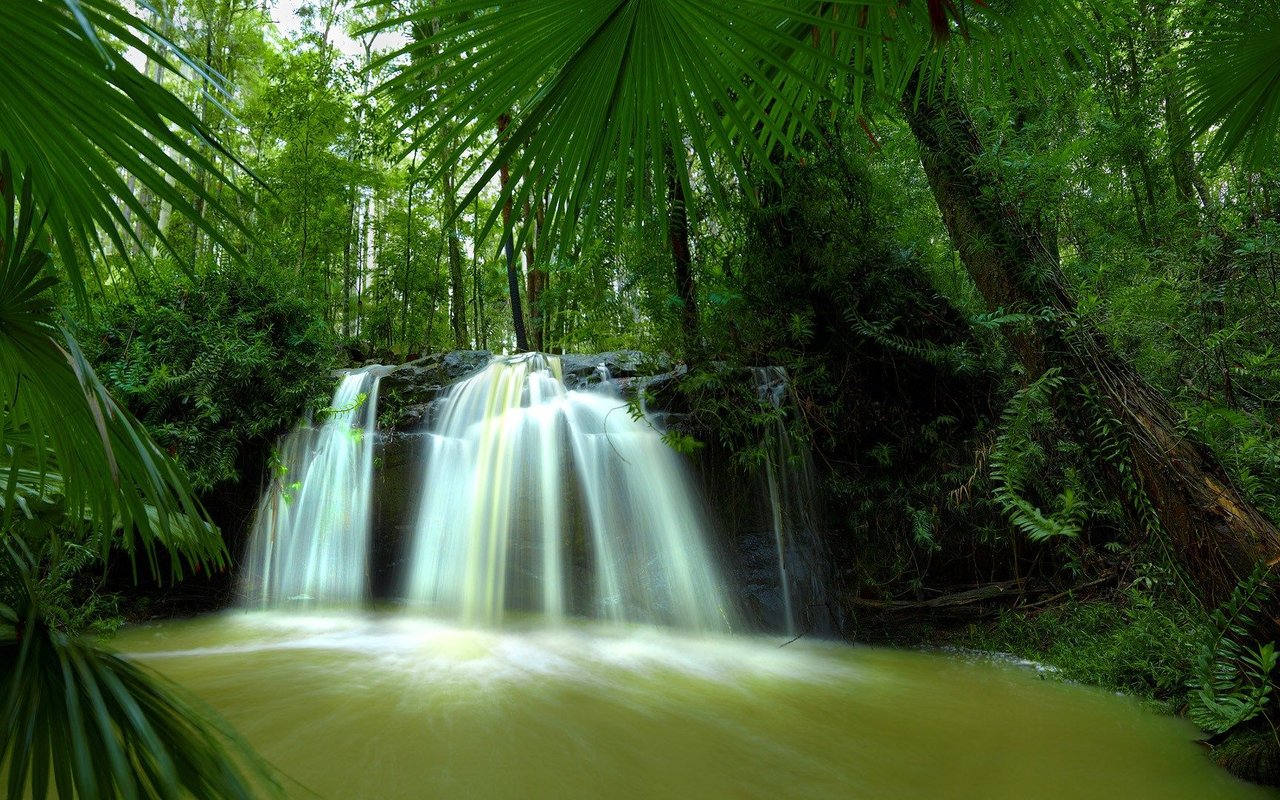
[79,260,338,493]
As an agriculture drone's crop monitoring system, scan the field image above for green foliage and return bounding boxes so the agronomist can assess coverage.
[0,533,120,638]
[968,567,1279,731]
[1182,2,1280,167]
[1187,565,1278,734]
[0,543,277,799]
[990,369,1089,543]
[0,160,222,578]
[80,262,337,492]
[0,0,251,307]
[961,588,1210,707]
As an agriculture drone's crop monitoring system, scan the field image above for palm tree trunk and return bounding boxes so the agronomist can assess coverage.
[902,77,1280,613]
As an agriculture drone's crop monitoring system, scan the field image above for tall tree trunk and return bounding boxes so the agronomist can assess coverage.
[664,144,700,356]
[425,245,446,352]
[1151,2,1214,214]
[902,77,1280,614]
[473,194,484,349]
[342,184,357,339]
[401,150,418,348]
[523,197,547,352]
[442,166,470,348]
[498,114,529,352]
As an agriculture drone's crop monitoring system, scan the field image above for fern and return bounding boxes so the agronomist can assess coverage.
[989,368,1083,542]
[968,306,1056,331]
[847,311,975,374]
[1187,565,1278,734]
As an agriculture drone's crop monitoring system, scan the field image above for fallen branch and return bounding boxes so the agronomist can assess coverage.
[850,579,1031,611]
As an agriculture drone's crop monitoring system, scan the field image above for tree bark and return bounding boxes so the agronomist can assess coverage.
[902,78,1280,613]
[442,166,470,349]
[524,197,547,352]
[401,146,418,348]
[498,114,529,352]
[664,143,700,357]
[473,193,484,349]
[342,183,357,339]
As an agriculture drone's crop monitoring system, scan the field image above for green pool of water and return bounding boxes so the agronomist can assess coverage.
[112,613,1274,799]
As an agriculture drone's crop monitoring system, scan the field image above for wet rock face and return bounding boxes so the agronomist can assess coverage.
[695,446,845,640]
[370,431,426,597]
[376,351,492,430]
[558,350,671,390]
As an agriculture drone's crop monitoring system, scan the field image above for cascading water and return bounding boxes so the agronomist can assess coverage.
[751,366,826,638]
[404,353,735,632]
[240,369,383,608]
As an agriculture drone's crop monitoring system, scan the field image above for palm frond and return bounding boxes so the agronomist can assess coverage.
[371,0,867,253]
[371,1,1102,254]
[1181,2,1280,168]
[794,1,1102,113]
[0,0,253,306]
[0,543,277,799]
[1,158,223,577]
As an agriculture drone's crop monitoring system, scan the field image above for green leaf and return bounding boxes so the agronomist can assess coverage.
[0,0,255,306]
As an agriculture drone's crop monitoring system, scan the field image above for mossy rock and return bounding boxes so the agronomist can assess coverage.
[1213,727,1280,787]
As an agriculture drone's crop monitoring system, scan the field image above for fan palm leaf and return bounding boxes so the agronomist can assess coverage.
[1181,2,1280,168]
[2,4,274,797]
[372,0,865,253]
[1,543,275,799]
[373,0,1101,253]
[1,157,223,577]
[0,0,253,305]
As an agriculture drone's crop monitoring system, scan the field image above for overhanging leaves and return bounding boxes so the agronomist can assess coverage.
[370,0,866,255]
[0,158,223,578]
[0,0,255,306]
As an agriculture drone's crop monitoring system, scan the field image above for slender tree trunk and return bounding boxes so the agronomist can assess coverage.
[902,77,1280,614]
[1150,2,1214,215]
[523,197,548,352]
[442,166,470,348]
[664,143,700,356]
[150,12,172,256]
[473,194,484,349]
[425,245,445,352]
[401,150,418,348]
[498,114,528,352]
[342,185,357,339]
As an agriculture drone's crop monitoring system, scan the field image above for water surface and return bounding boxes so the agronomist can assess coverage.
[114,614,1273,800]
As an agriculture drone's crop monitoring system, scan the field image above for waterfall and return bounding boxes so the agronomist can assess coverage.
[404,353,736,632]
[241,369,383,608]
[751,367,823,638]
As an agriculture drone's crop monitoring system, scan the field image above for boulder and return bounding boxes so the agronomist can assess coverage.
[375,350,491,431]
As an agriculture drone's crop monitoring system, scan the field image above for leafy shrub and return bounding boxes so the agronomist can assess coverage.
[0,533,121,638]
[961,588,1209,707]
[1187,565,1278,733]
[78,261,337,492]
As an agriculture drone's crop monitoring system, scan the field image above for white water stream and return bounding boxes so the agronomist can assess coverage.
[404,353,735,631]
[241,369,383,607]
